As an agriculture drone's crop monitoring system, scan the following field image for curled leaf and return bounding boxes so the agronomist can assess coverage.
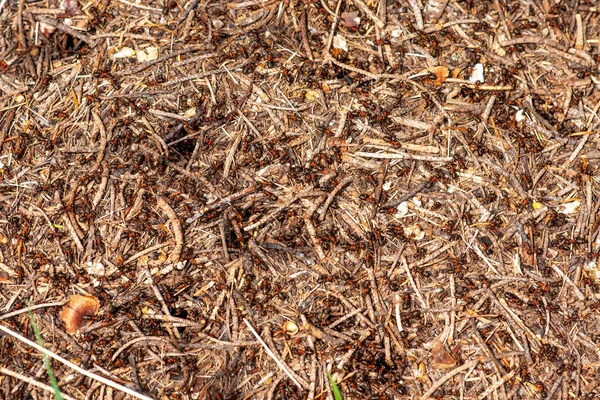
[283,321,299,336]
[59,295,100,334]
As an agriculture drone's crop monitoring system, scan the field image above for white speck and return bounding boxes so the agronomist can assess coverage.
[396,201,409,217]
[469,63,484,83]
[333,34,348,52]
[557,200,580,215]
[515,109,526,122]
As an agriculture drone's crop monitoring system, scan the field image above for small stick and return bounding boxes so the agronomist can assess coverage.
[0,324,154,400]
[319,176,355,221]
[92,162,109,210]
[354,151,452,162]
[394,294,404,332]
[58,193,84,252]
[186,186,256,223]
[501,205,548,242]
[123,242,170,265]
[304,217,326,261]
[470,319,506,375]
[423,0,449,23]
[301,319,318,400]
[412,241,457,267]
[421,360,479,400]
[351,0,385,29]
[177,0,201,24]
[35,16,93,44]
[402,257,427,309]
[382,180,430,209]
[407,0,424,30]
[223,131,242,179]
[371,161,388,218]
[478,369,515,399]
[248,239,281,278]
[243,187,315,232]
[327,308,363,329]
[90,110,108,173]
[144,268,181,339]
[110,335,179,363]
[0,301,65,321]
[0,367,78,400]
[243,319,307,390]
[63,181,85,239]
[299,8,314,60]
[220,218,230,262]
[550,264,586,301]
[303,320,345,347]
[156,197,183,264]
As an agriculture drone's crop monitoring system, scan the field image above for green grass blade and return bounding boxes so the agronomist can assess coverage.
[27,308,65,400]
[327,370,343,400]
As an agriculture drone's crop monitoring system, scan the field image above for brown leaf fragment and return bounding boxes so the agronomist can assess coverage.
[341,11,361,28]
[59,295,100,334]
[428,66,449,85]
[431,340,456,370]
[520,242,535,266]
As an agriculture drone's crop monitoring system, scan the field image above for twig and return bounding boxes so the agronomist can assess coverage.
[92,162,109,210]
[402,257,427,309]
[351,0,385,29]
[243,319,306,390]
[354,151,452,162]
[144,267,182,339]
[301,314,318,400]
[0,301,65,321]
[407,0,424,30]
[299,8,314,60]
[35,16,93,44]
[0,324,154,400]
[186,186,256,224]
[57,191,84,253]
[0,367,78,400]
[243,187,317,232]
[177,0,201,24]
[470,319,506,375]
[90,110,108,173]
[550,264,586,301]
[478,369,515,399]
[319,177,354,221]
[111,336,178,363]
[382,180,431,209]
[156,197,183,264]
[421,360,479,400]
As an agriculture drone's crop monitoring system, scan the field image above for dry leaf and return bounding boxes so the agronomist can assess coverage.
[59,295,100,334]
[431,341,456,369]
[428,66,449,85]
[341,11,361,28]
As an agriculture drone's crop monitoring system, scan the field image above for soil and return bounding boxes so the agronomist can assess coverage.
[1,0,600,399]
